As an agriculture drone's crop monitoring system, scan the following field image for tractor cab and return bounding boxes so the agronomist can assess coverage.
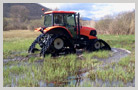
[43,11,77,38]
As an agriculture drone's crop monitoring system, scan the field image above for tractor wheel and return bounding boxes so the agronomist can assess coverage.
[50,35,76,56]
[53,38,64,50]
[93,40,101,50]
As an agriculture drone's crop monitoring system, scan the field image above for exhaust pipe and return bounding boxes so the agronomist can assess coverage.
[77,13,80,38]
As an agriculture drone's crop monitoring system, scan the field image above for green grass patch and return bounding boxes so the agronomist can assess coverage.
[5,65,27,75]
[84,50,112,59]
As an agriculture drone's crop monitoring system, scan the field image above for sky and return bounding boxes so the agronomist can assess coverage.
[39,3,135,20]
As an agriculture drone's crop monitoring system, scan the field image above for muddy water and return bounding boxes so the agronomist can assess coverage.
[3,48,134,87]
[98,48,131,63]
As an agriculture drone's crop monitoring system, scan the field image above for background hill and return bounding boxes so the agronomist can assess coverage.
[3,3,50,19]
[3,3,50,30]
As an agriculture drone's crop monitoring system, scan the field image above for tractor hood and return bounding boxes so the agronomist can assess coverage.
[80,26,97,39]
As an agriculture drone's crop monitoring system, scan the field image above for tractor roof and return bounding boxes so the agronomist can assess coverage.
[44,11,76,14]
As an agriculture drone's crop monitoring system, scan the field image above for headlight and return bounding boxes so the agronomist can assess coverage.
[90,30,97,36]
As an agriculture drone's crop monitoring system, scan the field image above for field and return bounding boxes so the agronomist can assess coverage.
[3,30,135,87]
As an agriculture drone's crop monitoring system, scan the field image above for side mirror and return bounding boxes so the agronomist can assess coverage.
[41,8,45,16]
[42,8,45,13]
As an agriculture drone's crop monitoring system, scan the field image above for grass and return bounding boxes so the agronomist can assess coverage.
[3,30,135,87]
[3,30,41,58]
[84,50,112,59]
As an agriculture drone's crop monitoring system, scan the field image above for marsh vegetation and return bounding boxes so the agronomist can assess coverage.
[3,30,135,87]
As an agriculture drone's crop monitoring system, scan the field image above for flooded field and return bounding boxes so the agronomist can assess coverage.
[3,30,135,87]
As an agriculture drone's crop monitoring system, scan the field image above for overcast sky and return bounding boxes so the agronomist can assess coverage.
[39,3,135,20]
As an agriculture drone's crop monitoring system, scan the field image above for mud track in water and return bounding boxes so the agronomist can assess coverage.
[97,48,131,63]
[3,48,131,64]
[77,48,131,65]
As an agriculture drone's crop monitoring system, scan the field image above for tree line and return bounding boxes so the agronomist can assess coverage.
[95,10,135,35]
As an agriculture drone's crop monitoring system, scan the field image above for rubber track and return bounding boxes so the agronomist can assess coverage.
[40,34,59,57]
[28,34,44,53]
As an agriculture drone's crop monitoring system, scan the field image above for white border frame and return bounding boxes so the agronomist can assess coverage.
[0,0,137,90]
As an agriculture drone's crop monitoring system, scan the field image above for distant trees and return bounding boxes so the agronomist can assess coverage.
[3,5,45,30]
[95,10,135,35]
[80,20,95,28]
[7,5,29,30]
[3,5,30,30]
[10,5,29,23]
[3,18,8,30]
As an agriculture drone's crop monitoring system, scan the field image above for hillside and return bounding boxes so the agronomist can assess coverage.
[3,3,50,19]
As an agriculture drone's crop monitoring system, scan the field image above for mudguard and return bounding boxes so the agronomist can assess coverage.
[35,26,73,38]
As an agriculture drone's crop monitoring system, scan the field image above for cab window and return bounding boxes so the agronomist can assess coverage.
[54,14,64,26]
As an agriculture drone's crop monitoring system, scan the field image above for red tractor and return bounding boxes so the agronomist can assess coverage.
[28,9,111,57]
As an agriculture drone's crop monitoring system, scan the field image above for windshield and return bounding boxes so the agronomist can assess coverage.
[44,14,52,27]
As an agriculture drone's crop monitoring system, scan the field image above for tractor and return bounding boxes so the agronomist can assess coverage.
[28,9,111,57]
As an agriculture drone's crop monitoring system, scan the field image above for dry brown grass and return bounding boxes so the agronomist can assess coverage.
[3,30,41,39]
